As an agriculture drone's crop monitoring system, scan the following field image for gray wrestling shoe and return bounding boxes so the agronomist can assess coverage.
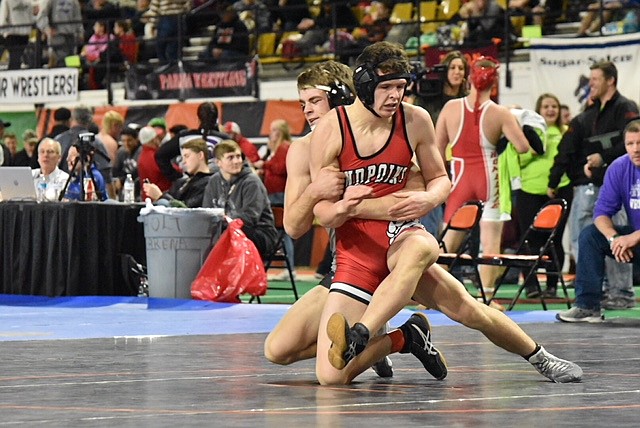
[399,313,447,380]
[371,322,393,378]
[556,306,604,323]
[528,346,583,383]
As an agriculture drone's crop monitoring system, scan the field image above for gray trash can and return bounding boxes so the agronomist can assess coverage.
[138,207,224,299]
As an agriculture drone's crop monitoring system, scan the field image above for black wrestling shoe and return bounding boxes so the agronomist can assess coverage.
[326,313,369,370]
[399,313,447,380]
[371,356,393,378]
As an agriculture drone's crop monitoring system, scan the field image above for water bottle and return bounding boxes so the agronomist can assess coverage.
[37,174,47,202]
[123,174,135,203]
[623,11,639,34]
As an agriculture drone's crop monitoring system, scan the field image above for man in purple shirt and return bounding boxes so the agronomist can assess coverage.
[557,118,640,322]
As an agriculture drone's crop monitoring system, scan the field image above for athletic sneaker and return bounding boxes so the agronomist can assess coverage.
[601,297,636,310]
[528,346,583,383]
[556,306,604,323]
[371,322,393,378]
[326,313,369,370]
[399,313,448,380]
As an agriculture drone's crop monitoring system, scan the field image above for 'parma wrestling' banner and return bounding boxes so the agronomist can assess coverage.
[529,33,640,115]
[0,68,79,104]
[125,58,259,100]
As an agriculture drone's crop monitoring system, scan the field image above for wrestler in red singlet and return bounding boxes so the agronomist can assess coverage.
[443,97,501,223]
[331,104,424,300]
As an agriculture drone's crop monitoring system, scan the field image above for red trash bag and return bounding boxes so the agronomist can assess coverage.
[191,218,267,302]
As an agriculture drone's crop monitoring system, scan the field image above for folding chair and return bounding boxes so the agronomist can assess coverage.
[436,200,486,303]
[482,199,572,311]
[256,205,299,303]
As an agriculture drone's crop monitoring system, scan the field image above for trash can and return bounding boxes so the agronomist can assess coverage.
[138,206,224,299]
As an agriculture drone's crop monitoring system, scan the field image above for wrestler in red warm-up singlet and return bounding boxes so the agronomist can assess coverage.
[444,97,501,223]
[330,104,424,302]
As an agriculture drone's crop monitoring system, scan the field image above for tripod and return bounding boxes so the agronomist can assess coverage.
[58,147,105,201]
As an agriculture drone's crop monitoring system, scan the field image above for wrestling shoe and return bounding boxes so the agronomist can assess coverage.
[326,313,369,370]
[371,322,393,378]
[528,346,583,383]
[556,306,604,323]
[399,313,447,380]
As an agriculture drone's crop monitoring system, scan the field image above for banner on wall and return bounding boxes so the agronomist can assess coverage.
[529,33,640,115]
[0,68,79,104]
[125,58,258,100]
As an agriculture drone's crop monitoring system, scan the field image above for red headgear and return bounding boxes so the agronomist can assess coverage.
[470,56,500,91]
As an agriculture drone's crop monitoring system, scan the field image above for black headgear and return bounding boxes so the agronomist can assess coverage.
[315,80,355,108]
[354,61,411,109]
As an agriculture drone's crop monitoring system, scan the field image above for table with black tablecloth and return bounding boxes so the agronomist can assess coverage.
[0,201,146,296]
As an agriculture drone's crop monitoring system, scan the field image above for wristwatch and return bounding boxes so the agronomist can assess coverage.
[608,234,620,245]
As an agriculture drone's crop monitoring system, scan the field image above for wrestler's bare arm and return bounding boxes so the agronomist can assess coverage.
[283,136,345,239]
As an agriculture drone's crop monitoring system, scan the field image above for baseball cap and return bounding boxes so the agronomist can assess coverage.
[138,126,158,145]
[223,121,241,135]
[148,117,166,129]
[53,108,71,121]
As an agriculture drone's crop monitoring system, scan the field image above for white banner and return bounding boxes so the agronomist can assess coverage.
[0,68,79,104]
[529,33,640,116]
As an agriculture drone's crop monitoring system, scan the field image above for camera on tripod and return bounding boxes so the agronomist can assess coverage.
[74,132,96,160]
[408,61,447,98]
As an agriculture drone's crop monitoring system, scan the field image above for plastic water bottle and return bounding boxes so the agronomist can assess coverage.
[37,174,47,202]
[623,11,639,34]
[123,174,135,203]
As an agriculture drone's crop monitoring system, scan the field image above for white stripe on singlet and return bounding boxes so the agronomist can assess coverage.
[329,282,373,305]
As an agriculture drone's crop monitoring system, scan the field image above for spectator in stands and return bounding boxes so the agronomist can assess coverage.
[272,0,311,32]
[3,133,17,158]
[137,125,172,201]
[80,20,116,89]
[65,144,109,201]
[199,7,250,63]
[202,139,277,258]
[36,0,84,68]
[560,103,572,126]
[0,119,12,166]
[56,106,114,198]
[98,110,125,164]
[349,0,392,56]
[155,102,229,183]
[456,0,510,44]
[232,0,272,33]
[223,121,260,165]
[531,0,566,34]
[31,137,70,200]
[146,0,190,64]
[49,107,72,138]
[0,0,36,70]
[113,126,142,201]
[143,137,213,207]
[576,0,640,37]
[13,130,38,167]
[114,19,139,64]
[83,0,121,38]
[293,1,359,56]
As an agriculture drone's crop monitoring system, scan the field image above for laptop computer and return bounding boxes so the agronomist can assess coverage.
[0,166,38,201]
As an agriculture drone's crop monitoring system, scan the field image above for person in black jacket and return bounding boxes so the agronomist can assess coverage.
[198,7,250,63]
[155,102,229,183]
[547,60,639,309]
[143,137,213,208]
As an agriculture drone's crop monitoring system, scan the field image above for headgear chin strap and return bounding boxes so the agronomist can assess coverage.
[354,61,411,117]
[470,56,500,92]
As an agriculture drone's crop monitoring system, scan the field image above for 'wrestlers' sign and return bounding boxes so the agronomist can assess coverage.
[0,68,79,104]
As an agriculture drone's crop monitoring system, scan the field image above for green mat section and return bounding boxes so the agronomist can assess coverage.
[243,280,640,319]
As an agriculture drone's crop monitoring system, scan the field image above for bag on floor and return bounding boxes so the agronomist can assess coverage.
[191,218,267,302]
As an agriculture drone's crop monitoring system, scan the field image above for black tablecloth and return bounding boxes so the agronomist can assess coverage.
[0,201,146,296]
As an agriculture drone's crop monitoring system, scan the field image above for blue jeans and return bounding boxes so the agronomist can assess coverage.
[574,224,639,310]
[570,184,634,301]
[420,204,444,238]
[156,16,181,64]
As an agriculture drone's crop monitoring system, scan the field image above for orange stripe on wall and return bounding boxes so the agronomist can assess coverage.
[260,101,306,136]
